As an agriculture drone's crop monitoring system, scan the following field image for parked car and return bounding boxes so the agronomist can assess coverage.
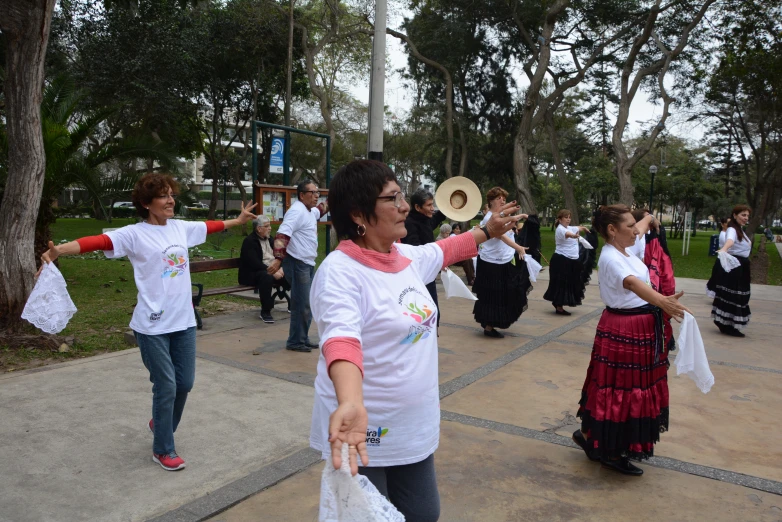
[773,219,781,227]
[697,219,713,230]
[112,201,134,208]
[187,202,209,209]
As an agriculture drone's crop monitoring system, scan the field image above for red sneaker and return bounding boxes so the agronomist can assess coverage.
[148,419,154,434]
[152,452,186,471]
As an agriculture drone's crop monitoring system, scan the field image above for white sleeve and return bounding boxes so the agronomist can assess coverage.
[103,226,135,259]
[278,205,299,237]
[725,227,738,242]
[311,259,363,344]
[311,207,321,220]
[555,226,566,242]
[396,243,444,285]
[602,253,636,290]
[569,226,580,235]
[181,220,207,248]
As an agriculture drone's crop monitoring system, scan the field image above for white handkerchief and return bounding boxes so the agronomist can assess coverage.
[674,312,714,393]
[525,256,543,282]
[22,262,78,334]
[717,251,740,272]
[578,236,594,250]
[441,269,478,300]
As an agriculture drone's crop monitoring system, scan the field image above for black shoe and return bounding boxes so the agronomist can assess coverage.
[714,321,728,333]
[572,430,599,462]
[285,345,312,353]
[305,340,319,349]
[600,457,643,476]
[555,309,572,316]
[260,311,274,324]
[484,329,504,338]
[725,327,746,337]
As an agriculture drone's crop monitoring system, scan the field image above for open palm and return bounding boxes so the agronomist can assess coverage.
[328,401,369,475]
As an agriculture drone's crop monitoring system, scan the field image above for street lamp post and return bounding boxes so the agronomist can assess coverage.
[221,160,229,220]
[648,165,658,212]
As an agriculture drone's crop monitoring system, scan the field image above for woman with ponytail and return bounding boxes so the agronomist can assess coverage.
[711,205,753,336]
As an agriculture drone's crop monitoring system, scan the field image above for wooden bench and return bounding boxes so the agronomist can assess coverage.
[190,258,290,329]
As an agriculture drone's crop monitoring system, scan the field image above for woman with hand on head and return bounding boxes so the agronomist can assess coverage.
[472,187,531,338]
[310,160,521,521]
[543,209,591,315]
[572,205,690,476]
[40,173,257,472]
[711,205,753,337]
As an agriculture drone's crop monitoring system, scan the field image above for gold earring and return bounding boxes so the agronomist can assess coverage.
[357,223,367,237]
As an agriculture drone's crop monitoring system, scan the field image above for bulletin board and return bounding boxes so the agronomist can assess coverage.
[253,184,331,225]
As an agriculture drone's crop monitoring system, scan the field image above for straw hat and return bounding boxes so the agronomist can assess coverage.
[434,176,482,222]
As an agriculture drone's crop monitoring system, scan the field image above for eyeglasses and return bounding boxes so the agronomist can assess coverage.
[376,191,406,208]
[155,194,178,201]
[302,190,321,196]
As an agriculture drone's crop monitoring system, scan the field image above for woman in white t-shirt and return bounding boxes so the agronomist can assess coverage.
[310,160,521,520]
[471,186,531,338]
[711,205,753,336]
[706,217,730,298]
[543,209,590,315]
[572,204,689,477]
[41,173,257,472]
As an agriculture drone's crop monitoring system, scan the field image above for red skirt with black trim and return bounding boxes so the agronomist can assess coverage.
[577,307,670,460]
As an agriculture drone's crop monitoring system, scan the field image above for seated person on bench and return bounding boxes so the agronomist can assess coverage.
[239,216,286,324]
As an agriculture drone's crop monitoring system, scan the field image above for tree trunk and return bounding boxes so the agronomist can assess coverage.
[512,133,538,215]
[0,0,57,331]
[546,112,579,223]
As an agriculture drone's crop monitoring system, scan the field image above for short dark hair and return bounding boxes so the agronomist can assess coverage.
[486,187,508,203]
[592,204,631,241]
[131,173,179,219]
[410,188,433,211]
[328,160,398,240]
[297,179,316,197]
[556,209,572,222]
[631,208,650,223]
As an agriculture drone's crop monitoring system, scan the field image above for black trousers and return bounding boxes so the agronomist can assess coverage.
[253,272,277,312]
[426,280,440,327]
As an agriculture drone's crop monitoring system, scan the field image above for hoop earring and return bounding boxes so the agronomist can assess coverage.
[357,223,367,237]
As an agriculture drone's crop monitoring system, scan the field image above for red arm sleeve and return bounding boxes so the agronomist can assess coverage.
[75,234,114,253]
[437,232,478,267]
[273,234,290,259]
[205,221,225,234]
[322,337,363,378]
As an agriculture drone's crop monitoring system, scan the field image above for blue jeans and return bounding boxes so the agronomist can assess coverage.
[282,255,314,348]
[134,327,196,455]
[358,454,440,522]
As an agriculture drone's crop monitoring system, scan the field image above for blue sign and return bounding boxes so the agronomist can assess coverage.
[270,137,285,174]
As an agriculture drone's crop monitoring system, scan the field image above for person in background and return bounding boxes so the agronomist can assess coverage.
[706,218,730,298]
[40,173,257,471]
[472,187,531,338]
[402,188,448,326]
[448,222,475,285]
[239,216,286,324]
[310,160,522,521]
[711,205,753,337]
[573,205,689,476]
[266,180,328,352]
[543,209,590,315]
[436,223,452,241]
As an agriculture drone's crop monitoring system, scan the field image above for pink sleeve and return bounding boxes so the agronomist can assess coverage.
[76,234,114,252]
[322,337,363,378]
[437,232,478,267]
[205,221,225,234]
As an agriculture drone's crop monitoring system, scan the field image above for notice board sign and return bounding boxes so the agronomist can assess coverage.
[253,183,330,225]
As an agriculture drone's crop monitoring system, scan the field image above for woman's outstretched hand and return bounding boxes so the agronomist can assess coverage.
[41,241,59,265]
[660,291,691,322]
[485,201,522,237]
[328,401,369,475]
[236,201,259,225]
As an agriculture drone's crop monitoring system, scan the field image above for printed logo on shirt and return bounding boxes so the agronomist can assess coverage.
[149,310,164,321]
[398,287,437,345]
[161,245,188,278]
[366,426,389,446]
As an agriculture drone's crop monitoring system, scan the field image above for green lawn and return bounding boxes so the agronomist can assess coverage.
[4,218,779,373]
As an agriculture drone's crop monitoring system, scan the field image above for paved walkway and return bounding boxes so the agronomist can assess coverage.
[1,269,781,522]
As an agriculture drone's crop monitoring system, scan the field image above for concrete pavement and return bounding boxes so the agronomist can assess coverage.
[1,268,781,522]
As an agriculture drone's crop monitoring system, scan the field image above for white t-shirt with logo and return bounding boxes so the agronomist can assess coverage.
[477,212,515,265]
[278,200,321,266]
[726,227,751,257]
[309,242,443,467]
[598,243,650,309]
[555,224,580,259]
[104,220,206,335]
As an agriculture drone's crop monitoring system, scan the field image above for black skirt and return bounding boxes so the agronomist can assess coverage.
[472,255,532,329]
[711,255,751,329]
[543,252,586,307]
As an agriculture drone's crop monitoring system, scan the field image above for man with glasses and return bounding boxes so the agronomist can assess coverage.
[239,216,286,323]
[267,180,328,352]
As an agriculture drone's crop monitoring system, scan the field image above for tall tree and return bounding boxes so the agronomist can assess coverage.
[0,0,57,331]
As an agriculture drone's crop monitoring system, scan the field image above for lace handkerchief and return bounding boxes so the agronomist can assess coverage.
[717,251,741,272]
[578,236,594,250]
[525,255,543,282]
[22,262,77,334]
[319,443,405,522]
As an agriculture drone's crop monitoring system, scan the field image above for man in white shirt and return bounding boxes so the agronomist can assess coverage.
[267,180,328,352]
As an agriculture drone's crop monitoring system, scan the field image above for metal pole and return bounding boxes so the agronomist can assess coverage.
[325,135,331,255]
[221,161,228,220]
[649,171,655,211]
[367,0,386,162]
[285,0,294,127]
[251,123,257,187]
[283,130,291,186]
